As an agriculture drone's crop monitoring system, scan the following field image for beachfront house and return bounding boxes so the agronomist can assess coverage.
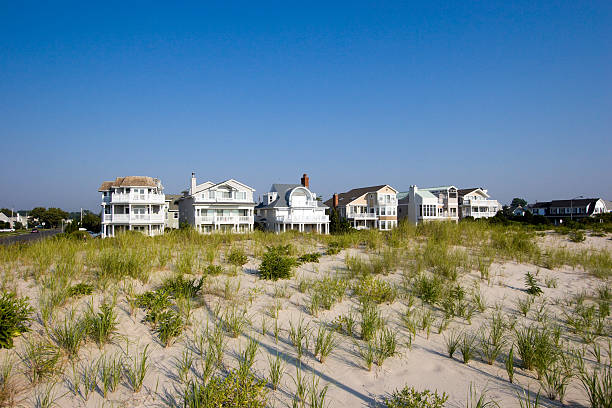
[178,173,255,233]
[164,194,181,230]
[457,188,502,219]
[324,185,398,230]
[397,185,459,224]
[99,176,166,238]
[255,174,329,233]
[528,198,607,225]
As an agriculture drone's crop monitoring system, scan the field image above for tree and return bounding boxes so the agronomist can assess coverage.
[0,208,12,217]
[29,207,47,220]
[511,198,527,208]
[41,208,69,228]
[329,208,353,234]
[82,213,101,233]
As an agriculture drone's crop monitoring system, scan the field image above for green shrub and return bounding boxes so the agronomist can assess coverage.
[204,264,224,276]
[184,369,268,408]
[297,252,321,264]
[568,230,586,243]
[259,245,297,280]
[67,283,94,297]
[354,276,397,304]
[524,272,543,296]
[227,247,248,267]
[137,290,172,326]
[155,310,184,347]
[384,386,448,408]
[326,242,343,255]
[0,291,33,349]
[160,275,204,299]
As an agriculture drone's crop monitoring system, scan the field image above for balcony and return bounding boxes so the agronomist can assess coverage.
[275,215,329,223]
[348,212,377,220]
[102,214,165,223]
[196,215,254,224]
[111,193,165,204]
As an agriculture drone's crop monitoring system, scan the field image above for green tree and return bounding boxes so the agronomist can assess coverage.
[41,208,69,228]
[329,208,353,234]
[82,212,101,233]
[0,208,12,217]
[511,198,528,208]
[29,207,47,220]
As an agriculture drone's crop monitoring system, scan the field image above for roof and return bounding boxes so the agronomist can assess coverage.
[458,188,482,197]
[98,176,161,191]
[529,198,602,215]
[323,184,388,208]
[421,186,456,192]
[396,190,437,203]
[165,194,181,211]
[257,184,327,209]
[604,200,612,212]
[192,179,255,196]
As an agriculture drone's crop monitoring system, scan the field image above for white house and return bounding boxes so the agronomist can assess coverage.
[397,185,459,224]
[255,174,329,233]
[99,176,166,238]
[324,185,398,230]
[457,188,502,219]
[178,173,255,233]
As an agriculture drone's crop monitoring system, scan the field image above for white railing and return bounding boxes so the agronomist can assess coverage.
[349,213,377,219]
[276,215,329,223]
[111,193,165,204]
[102,214,165,223]
[196,216,254,224]
[463,199,498,207]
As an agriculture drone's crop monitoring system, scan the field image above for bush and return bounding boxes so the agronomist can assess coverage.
[568,230,586,243]
[227,247,248,267]
[67,283,94,297]
[258,245,297,280]
[160,275,204,299]
[384,386,448,408]
[297,252,321,264]
[204,264,224,276]
[0,291,33,349]
[184,369,268,407]
[354,276,396,304]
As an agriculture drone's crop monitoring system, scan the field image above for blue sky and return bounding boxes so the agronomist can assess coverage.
[1,1,611,211]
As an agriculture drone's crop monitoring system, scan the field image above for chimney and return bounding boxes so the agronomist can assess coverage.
[301,173,309,188]
[190,172,196,195]
[333,193,339,208]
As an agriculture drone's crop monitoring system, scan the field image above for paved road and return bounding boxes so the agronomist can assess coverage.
[0,229,62,245]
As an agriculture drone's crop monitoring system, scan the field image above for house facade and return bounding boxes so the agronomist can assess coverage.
[255,174,329,233]
[397,185,459,224]
[324,185,398,230]
[457,188,502,219]
[178,173,255,233]
[99,176,166,238]
[528,198,607,225]
[165,194,181,230]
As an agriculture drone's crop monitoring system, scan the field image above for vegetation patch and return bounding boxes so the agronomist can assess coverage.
[0,291,33,349]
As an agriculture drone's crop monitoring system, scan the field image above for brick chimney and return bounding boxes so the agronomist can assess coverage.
[300,173,309,189]
[333,193,339,208]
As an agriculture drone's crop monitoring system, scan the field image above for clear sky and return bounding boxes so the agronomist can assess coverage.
[1,1,611,212]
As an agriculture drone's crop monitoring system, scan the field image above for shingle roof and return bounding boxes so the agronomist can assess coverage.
[99,176,161,191]
[323,185,387,208]
[165,194,181,211]
[529,199,602,215]
[457,188,481,196]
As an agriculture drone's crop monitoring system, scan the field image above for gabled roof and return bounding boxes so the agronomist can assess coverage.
[192,179,255,196]
[99,176,161,191]
[323,184,392,208]
[165,194,181,211]
[257,184,327,209]
[529,198,603,215]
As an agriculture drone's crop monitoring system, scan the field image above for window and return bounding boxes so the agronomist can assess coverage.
[174,213,178,218]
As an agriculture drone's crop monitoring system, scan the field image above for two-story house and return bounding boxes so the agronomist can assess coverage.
[324,185,398,230]
[457,188,502,219]
[528,198,607,225]
[397,185,459,224]
[164,194,181,230]
[99,176,166,238]
[178,173,255,233]
[255,174,329,233]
